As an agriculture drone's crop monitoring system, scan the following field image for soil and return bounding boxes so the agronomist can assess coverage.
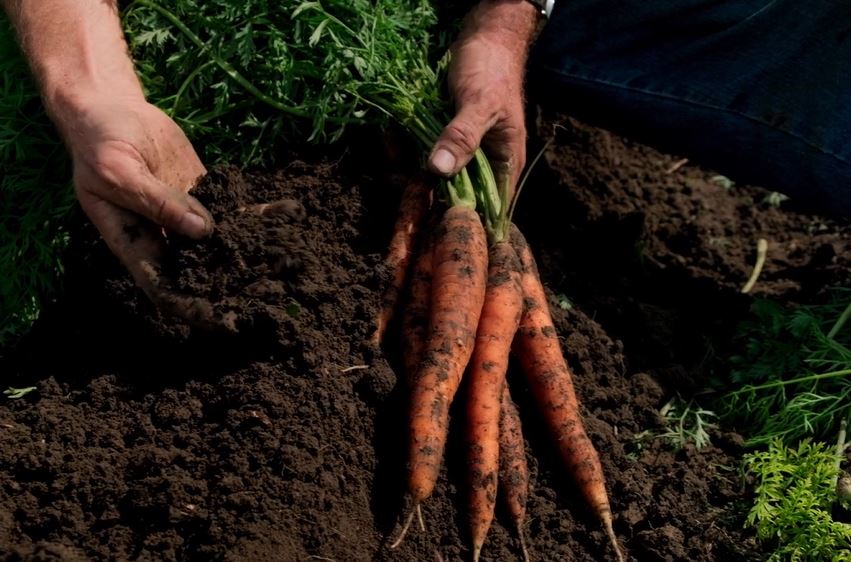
[1,117,849,562]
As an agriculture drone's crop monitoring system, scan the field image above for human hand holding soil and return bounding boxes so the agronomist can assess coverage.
[55,98,309,332]
[428,0,539,192]
[57,97,242,329]
[59,96,213,243]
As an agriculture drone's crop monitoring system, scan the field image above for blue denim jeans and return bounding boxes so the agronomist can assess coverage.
[530,0,851,216]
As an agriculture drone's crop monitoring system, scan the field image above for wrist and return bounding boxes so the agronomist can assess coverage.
[37,35,145,126]
[6,0,145,134]
[464,0,540,46]
[44,77,144,145]
[37,33,147,143]
[38,69,145,116]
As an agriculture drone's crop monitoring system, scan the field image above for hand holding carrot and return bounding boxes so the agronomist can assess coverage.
[428,0,538,192]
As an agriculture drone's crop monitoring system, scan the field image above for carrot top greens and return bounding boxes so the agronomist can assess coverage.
[125,0,505,232]
[125,0,440,144]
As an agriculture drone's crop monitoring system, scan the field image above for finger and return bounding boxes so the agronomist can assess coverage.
[79,196,176,305]
[490,161,514,203]
[485,141,526,201]
[428,101,497,177]
[80,155,213,239]
[130,172,214,240]
[79,192,165,269]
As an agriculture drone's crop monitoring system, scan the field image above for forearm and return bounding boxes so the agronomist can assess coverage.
[463,0,540,52]
[2,0,143,129]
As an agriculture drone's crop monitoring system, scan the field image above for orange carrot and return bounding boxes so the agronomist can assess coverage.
[387,218,435,547]
[399,216,435,382]
[510,225,624,562]
[465,241,523,562]
[373,175,433,346]
[499,385,530,562]
[408,205,488,505]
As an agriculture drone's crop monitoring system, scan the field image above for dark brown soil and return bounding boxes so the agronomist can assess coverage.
[1,118,849,562]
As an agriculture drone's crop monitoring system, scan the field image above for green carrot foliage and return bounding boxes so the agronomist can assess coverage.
[743,439,851,561]
[0,18,74,344]
[721,292,851,446]
[122,0,446,161]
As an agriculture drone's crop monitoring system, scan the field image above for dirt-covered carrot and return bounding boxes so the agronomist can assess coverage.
[399,215,436,382]
[510,225,624,562]
[499,385,531,562]
[408,204,488,504]
[373,176,433,346]
[386,215,435,546]
[465,241,523,562]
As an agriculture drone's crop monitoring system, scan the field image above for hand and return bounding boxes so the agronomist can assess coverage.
[6,0,228,328]
[67,96,212,241]
[428,0,538,193]
[53,92,226,329]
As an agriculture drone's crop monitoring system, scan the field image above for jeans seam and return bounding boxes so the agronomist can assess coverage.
[538,64,850,167]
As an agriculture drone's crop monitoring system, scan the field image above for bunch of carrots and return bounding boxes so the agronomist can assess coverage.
[373,157,625,562]
[121,0,618,556]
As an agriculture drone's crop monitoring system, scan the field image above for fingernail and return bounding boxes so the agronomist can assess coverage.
[430,149,456,175]
[181,211,209,239]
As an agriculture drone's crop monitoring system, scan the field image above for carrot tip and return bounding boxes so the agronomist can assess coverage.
[517,524,531,562]
[389,508,416,550]
[472,543,482,562]
[416,503,426,532]
[603,518,624,562]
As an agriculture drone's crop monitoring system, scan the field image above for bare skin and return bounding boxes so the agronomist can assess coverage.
[428,0,539,192]
[1,0,230,325]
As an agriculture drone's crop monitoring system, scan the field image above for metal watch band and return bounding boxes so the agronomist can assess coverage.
[526,0,555,18]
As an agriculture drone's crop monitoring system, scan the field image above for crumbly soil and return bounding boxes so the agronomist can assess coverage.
[1,118,849,562]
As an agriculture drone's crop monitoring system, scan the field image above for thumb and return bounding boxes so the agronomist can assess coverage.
[103,168,214,240]
[152,181,214,240]
[428,103,496,177]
